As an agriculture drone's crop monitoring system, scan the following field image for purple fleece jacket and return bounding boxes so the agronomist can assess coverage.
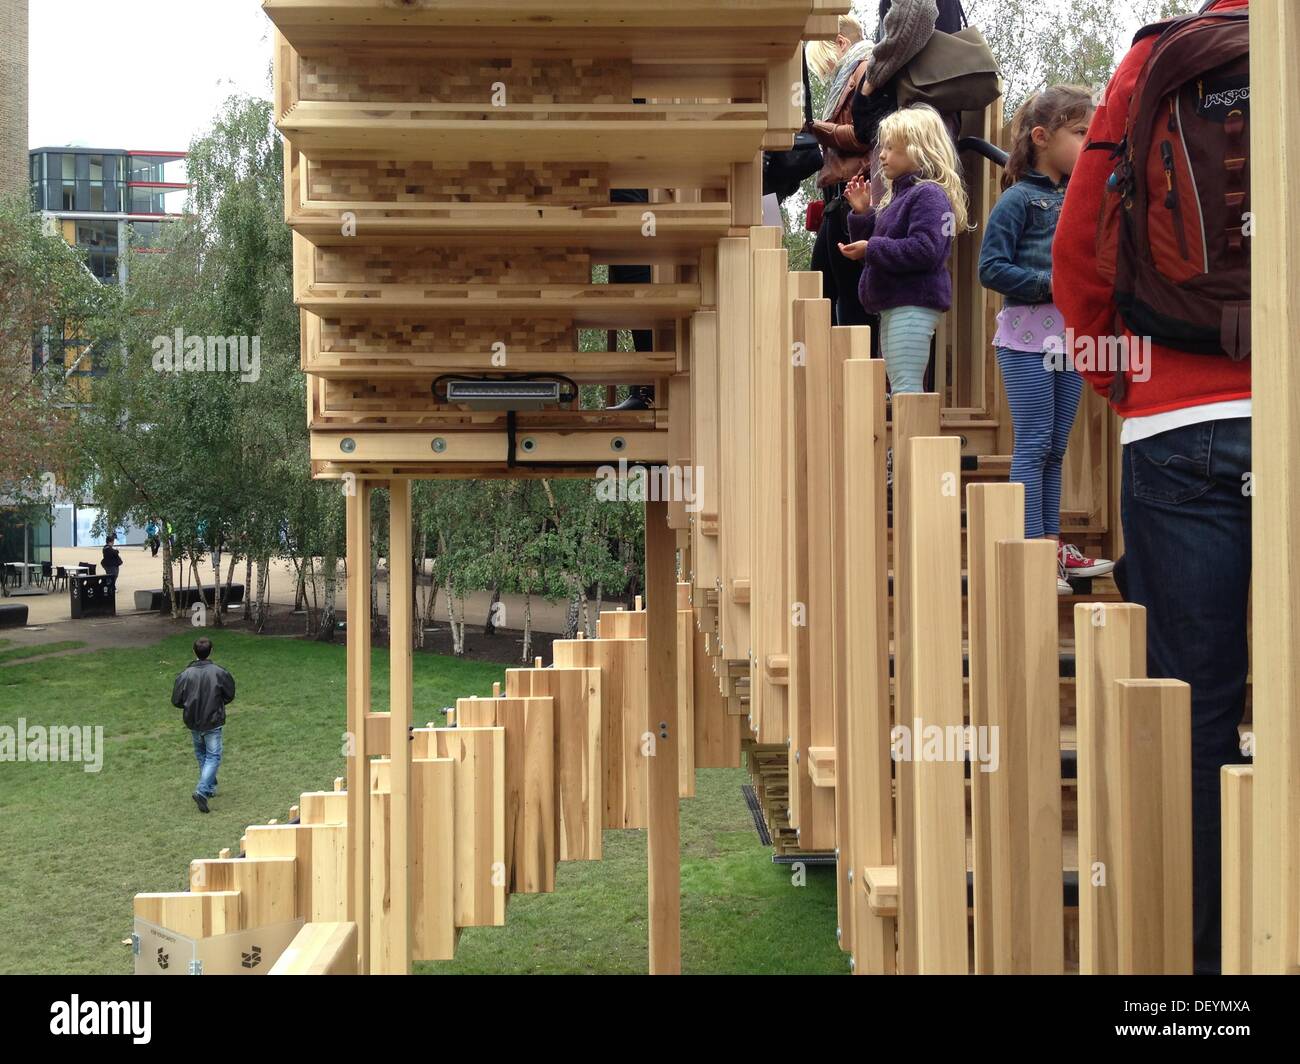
[846,172,954,315]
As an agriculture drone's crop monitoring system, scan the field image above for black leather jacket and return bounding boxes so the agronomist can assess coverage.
[171,659,236,731]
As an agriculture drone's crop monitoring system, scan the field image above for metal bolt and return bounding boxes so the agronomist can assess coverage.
[431,437,447,453]
[611,436,627,452]
[836,927,842,943]
[849,956,856,973]
[847,869,854,884]
[520,436,537,453]
[340,437,356,454]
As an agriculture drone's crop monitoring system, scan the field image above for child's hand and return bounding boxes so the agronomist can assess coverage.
[838,240,868,262]
[844,174,872,214]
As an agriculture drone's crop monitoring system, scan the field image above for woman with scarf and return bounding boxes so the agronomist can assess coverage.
[806,1,964,328]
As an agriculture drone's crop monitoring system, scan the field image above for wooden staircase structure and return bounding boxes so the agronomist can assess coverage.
[129,0,1300,977]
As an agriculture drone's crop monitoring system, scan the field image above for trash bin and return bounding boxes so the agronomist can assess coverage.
[71,573,115,619]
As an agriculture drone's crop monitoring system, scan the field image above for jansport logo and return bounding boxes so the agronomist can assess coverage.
[49,997,151,1045]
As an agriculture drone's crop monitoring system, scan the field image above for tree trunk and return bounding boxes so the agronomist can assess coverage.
[161,534,177,619]
[484,585,501,636]
[521,591,533,663]
[594,582,604,638]
[563,591,580,640]
[255,555,271,633]
[243,554,253,625]
[317,550,338,642]
[189,553,207,625]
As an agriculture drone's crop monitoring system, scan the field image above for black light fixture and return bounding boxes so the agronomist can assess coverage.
[432,374,579,412]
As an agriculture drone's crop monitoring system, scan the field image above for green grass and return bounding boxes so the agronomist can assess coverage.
[0,630,845,975]
[0,640,87,665]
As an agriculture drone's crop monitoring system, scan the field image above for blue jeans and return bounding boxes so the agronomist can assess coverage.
[190,727,223,799]
[1119,418,1251,975]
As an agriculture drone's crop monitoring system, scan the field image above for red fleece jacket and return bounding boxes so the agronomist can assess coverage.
[1054,0,1252,418]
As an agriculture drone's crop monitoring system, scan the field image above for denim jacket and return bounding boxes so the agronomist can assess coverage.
[978,171,1068,307]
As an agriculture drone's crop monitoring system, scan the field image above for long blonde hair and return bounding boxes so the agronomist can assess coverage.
[805,14,865,83]
[876,105,970,233]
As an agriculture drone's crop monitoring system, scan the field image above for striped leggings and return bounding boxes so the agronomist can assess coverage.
[880,305,942,395]
[996,347,1084,539]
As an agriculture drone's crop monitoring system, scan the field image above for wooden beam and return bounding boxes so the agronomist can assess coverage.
[1074,602,1147,975]
[1222,765,1253,975]
[890,393,942,975]
[385,478,414,974]
[965,482,1024,973]
[645,497,681,974]
[344,479,371,970]
[991,540,1064,974]
[1249,0,1300,976]
[905,435,968,974]
[1115,679,1194,975]
[269,922,358,975]
[842,353,894,974]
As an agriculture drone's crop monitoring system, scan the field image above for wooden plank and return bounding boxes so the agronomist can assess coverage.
[369,757,458,962]
[1115,679,1194,975]
[387,479,414,973]
[990,540,1064,974]
[828,325,869,952]
[456,696,557,894]
[749,246,789,743]
[677,597,697,797]
[133,892,242,938]
[245,824,347,924]
[269,922,358,975]
[1221,765,1253,976]
[716,236,753,666]
[426,728,507,928]
[843,356,895,974]
[905,435,968,974]
[1074,602,1146,975]
[344,479,371,970]
[645,497,681,974]
[552,637,648,829]
[692,613,741,769]
[189,858,298,931]
[300,790,348,825]
[965,482,1024,973]
[691,310,721,596]
[891,393,942,975]
[1249,0,1300,976]
[788,297,836,850]
[502,666,603,860]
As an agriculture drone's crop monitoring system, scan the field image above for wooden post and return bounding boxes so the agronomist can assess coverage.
[1250,0,1300,976]
[1115,679,1193,975]
[829,325,869,953]
[843,355,895,974]
[1074,602,1146,974]
[965,482,1024,973]
[645,498,680,974]
[344,479,371,972]
[1222,765,1253,975]
[905,435,968,974]
[386,479,414,974]
[991,540,1063,974]
[890,394,942,974]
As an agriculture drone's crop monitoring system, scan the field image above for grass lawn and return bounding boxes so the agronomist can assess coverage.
[0,630,845,975]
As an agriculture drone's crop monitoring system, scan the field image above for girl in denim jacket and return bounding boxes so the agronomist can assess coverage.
[979,86,1113,593]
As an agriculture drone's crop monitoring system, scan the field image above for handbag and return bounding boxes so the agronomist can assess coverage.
[763,48,823,202]
[894,8,1001,116]
[805,199,825,232]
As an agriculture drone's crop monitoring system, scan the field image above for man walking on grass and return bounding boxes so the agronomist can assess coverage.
[171,637,235,813]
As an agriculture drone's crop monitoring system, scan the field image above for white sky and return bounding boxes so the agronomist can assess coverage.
[28,0,274,153]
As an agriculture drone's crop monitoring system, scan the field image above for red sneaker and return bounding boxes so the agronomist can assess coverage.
[1058,542,1114,578]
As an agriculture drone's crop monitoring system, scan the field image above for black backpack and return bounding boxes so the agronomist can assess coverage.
[763,50,823,202]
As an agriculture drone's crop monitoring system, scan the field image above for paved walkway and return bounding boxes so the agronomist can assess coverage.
[3,546,577,646]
